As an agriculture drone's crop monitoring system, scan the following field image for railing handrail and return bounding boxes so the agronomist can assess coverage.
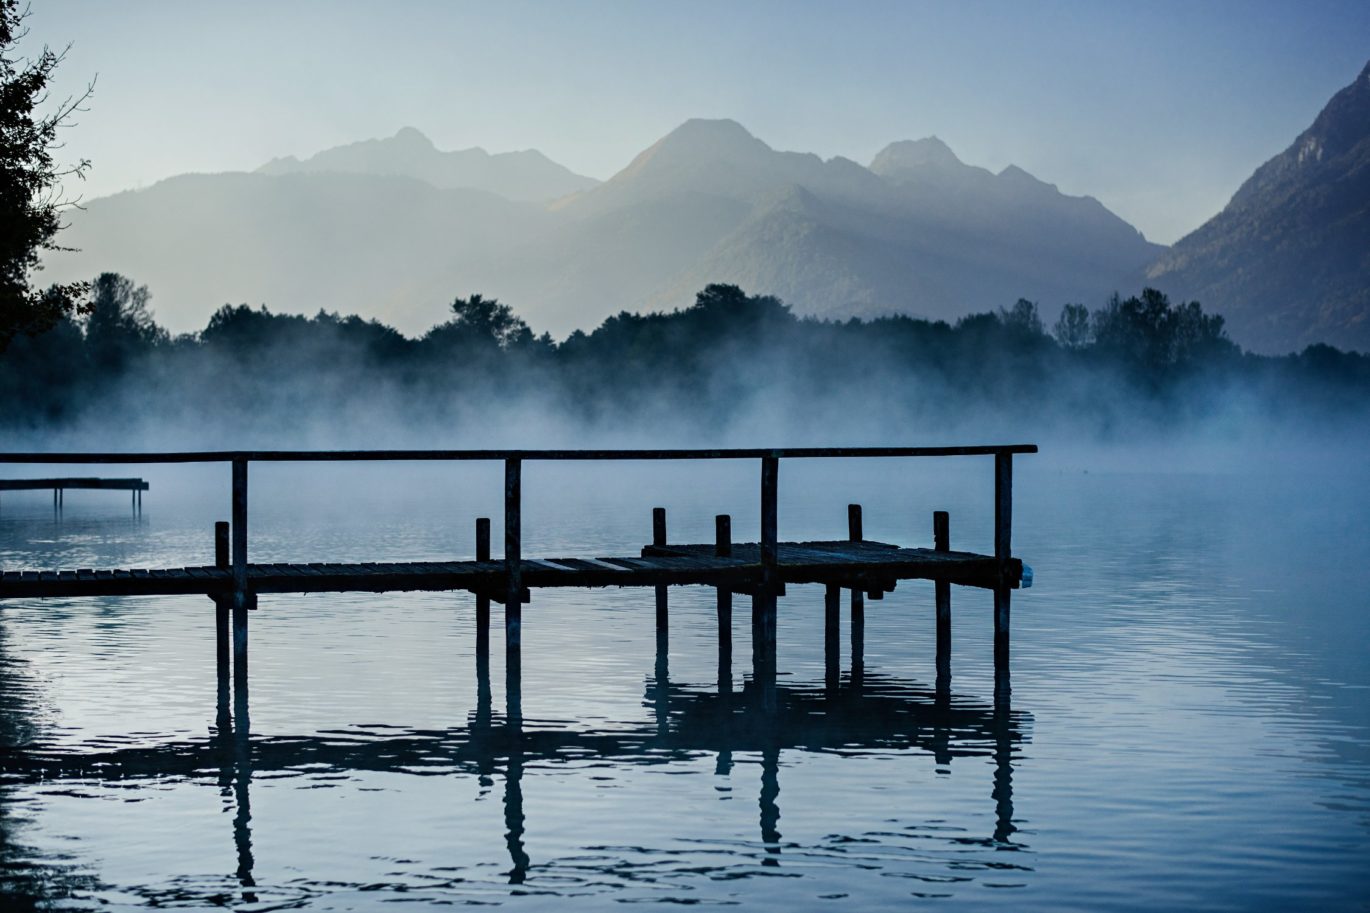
[0,445,1037,464]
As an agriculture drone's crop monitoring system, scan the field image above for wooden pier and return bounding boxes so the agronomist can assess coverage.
[0,446,1034,703]
[0,476,149,511]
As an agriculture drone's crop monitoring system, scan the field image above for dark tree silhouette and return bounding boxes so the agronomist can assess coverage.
[0,0,92,352]
[84,272,164,372]
[1053,303,1091,349]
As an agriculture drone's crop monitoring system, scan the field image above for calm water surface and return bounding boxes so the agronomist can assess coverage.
[0,456,1366,911]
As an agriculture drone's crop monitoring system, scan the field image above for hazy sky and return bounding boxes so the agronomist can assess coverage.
[28,0,1370,244]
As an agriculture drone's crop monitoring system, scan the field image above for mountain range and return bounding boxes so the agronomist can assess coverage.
[40,63,1370,351]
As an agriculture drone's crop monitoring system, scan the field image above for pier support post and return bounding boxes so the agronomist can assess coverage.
[476,517,491,665]
[847,504,865,685]
[993,452,1013,684]
[653,507,668,634]
[214,520,231,731]
[755,457,779,713]
[824,583,840,692]
[231,458,249,685]
[215,521,230,674]
[504,459,523,721]
[716,514,732,693]
[934,510,951,686]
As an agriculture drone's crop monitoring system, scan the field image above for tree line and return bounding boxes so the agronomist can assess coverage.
[1,275,1366,437]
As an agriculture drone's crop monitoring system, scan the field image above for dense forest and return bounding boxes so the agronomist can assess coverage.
[2,275,1367,445]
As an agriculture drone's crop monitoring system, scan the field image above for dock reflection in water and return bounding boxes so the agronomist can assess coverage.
[0,630,1029,904]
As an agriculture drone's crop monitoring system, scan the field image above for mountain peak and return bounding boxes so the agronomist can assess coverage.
[391,126,436,149]
[869,137,962,175]
[654,118,768,157]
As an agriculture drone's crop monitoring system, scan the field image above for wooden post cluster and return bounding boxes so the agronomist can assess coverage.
[1,445,1032,716]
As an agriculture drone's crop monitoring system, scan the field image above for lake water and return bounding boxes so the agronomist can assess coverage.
[0,453,1366,911]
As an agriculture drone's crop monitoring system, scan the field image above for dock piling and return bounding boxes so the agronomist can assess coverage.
[504,459,522,647]
[716,514,732,692]
[934,510,951,684]
[824,583,840,691]
[215,521,230,674]
[848,504,865,682]
[994,453,1012,675]
[755,457,779,712]
[653,507,667,633]
[230,458,249,684]
[504,458,523,719]
[475,517,491,661]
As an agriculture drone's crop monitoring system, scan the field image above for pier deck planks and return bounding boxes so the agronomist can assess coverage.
[0,539,1019,600]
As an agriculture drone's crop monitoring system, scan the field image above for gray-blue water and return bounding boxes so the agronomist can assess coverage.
[0,454,1366,911]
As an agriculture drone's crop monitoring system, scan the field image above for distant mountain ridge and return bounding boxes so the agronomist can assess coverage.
[46,119,1165,338]
[1145,60,1370,353]
[259,127,599,202]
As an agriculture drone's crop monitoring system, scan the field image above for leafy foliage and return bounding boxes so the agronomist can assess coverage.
[0,0,91,351]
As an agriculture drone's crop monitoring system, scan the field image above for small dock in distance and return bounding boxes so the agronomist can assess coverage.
[0,476,149,512]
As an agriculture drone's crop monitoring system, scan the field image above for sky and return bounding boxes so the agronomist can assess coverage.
[26,0,1370,245]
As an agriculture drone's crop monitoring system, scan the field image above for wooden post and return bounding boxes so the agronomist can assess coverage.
[934,510,951,682]
[756,457,779,713]
[215,521,230,674]
[715,514,732,690]
[231,458,249,683]
[760,457,778,587]
[653,507,667,633]
[214,520,231,733]
[824,583,840,691]
[847,503,862,542]
[504,459,522,648]
[476,517,491,660]
[848,504,864,679]
[994,452,1012,674]
[504,458,523,723]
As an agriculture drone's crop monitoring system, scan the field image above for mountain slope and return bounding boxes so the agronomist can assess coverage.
[1146,61,1370,353]
[259,127,599,203]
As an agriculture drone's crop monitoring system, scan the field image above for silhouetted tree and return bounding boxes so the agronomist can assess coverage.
[1054,302,1091,349]
[0,0,92,352]
[999,298,1045,338]
[434,293,532,349]
[84,272,164,372]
